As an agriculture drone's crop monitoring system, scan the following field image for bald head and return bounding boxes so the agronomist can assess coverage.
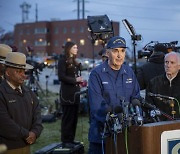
[164,51,180,79]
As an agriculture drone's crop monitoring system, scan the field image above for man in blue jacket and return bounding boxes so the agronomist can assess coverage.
[88,36,141,153]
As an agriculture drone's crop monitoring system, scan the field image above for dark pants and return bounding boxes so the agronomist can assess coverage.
[88,142,105,154]
[61,105,79,143]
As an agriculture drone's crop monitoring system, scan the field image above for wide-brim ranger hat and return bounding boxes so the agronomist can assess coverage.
[4,52,33,70]
[0,44,12,64]
[106,36,127,49]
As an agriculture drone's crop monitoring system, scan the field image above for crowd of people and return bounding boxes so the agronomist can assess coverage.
[0,35,179,153]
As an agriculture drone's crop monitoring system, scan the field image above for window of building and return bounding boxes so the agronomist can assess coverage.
[71,27,75,33]
[80,26,84,33]
[80,39,85,46]
[19,42,23,47]
[63,27,67,34]
[26,29,30,35]
[34,28,47,34]
[19,30,23,35]
[54,28,59,34]
[34,39,47,46]
[54,40,58,46]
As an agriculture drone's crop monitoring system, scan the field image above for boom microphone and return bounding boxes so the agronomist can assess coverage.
[148,92,175,100]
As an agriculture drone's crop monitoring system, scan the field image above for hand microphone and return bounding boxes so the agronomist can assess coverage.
[131,99,143,124]
[75,89,88,95]
[148,92,175,100]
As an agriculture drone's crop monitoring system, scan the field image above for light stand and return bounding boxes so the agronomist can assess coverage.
[87,15,114,67]
[45,75,49,96]
[122,19,141,75]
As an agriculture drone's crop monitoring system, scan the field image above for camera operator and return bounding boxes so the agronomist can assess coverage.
[137,43,168,90]
[145,52,180,121]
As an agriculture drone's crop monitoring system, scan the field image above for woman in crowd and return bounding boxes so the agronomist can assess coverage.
[58,41,83,148]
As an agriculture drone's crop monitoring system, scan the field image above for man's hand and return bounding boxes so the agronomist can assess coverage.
[26,131,36,144]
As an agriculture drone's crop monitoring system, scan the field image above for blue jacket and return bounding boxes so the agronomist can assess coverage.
[88,61,140,143]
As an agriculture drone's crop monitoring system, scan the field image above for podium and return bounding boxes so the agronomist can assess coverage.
[106,120,180,154]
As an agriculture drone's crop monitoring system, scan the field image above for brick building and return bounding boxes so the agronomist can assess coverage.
[14,19,119,58]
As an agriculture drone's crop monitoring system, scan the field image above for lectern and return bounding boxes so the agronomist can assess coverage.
[106,120,180,154]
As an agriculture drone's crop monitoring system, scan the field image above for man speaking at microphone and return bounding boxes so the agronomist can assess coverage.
[146,52,180,121]
[88,36,141,154]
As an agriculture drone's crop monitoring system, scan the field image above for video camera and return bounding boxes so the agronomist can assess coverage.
[138,41,180,59]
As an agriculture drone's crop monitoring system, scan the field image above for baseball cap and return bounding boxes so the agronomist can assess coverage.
[106,36,127,49]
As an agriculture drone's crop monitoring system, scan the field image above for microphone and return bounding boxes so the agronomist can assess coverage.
[140,98,175,121]
[148,92,175,100]
[114,106,123,114]
[131,99,143,124]
[129,103,135,116]
[150,109,161,117]
[141,98,156,110]
[110,106,123,133]
[75,89,88,95]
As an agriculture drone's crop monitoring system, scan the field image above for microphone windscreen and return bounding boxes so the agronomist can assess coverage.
[106,106,112,113]
[131,99,141,106]
[114,106,123,114]
[148,92,154,97]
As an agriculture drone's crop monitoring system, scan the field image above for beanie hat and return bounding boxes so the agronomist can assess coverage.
[154,43,168,54]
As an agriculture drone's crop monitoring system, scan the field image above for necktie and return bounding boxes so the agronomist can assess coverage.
[15,88,22,95]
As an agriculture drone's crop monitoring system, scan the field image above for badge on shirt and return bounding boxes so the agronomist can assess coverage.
[126,78,132,83]
[8,100,16,103]
[102,82,108,84]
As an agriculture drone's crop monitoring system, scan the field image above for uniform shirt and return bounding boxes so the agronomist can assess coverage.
[88,61,141,143]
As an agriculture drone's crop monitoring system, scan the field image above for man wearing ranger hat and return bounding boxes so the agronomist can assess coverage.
[88,36,141,153]
[0,52,43,154]
[0,44,12,83]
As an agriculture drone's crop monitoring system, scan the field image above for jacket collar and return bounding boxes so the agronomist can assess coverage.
[101,60,128,75]
[1,80,29,94]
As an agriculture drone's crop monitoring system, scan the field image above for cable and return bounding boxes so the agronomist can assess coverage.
[174,98,180,115]
[125,127,129,154]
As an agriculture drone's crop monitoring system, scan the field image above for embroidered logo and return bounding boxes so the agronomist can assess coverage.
[126,78,132,83]
[9,100,16,103]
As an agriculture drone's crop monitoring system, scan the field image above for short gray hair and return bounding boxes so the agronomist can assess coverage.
[164,51,180,65]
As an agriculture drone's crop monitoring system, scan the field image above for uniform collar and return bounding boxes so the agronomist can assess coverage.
[101,61,128,75]
[1,80,27,94]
